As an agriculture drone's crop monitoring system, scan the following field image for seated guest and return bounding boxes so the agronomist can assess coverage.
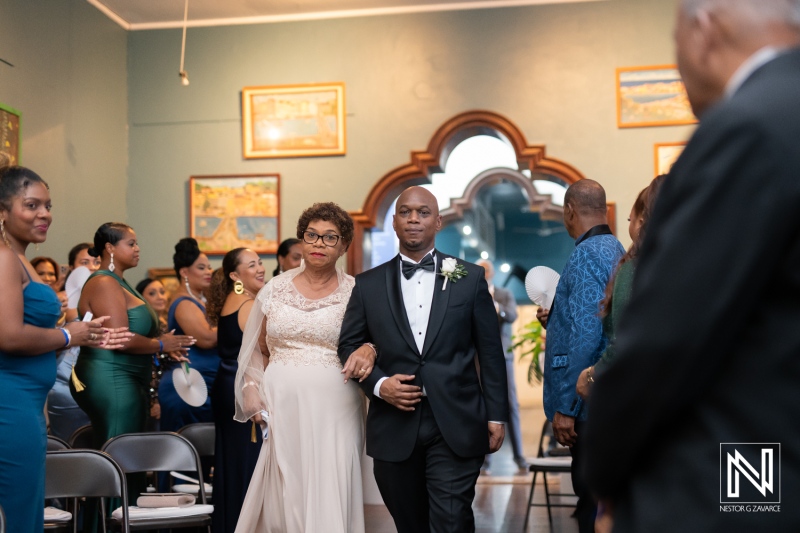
[158,237,219,432]
[68,242,101,273]
[206,248,266,533]
[31,255,60,290]
[273,237,302,277]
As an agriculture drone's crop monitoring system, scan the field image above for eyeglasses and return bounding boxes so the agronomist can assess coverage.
[303,231,341,247]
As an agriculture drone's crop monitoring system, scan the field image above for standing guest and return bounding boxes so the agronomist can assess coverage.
[67,242,101,273]
[537,179,623,533]
[0,166,130,533]
[477,259,526,475]
[47,242,103,440]
[206,248,265,533]
[72,223,192,448]
[575,176,666,401]
[31,256,67,324]
[273,237,302,277]
[136,278,170,428]
[158,237,219,432]
[235,203,372,532]
[339,186,509,533]
[586,2,800,531]
[31,256,60,290]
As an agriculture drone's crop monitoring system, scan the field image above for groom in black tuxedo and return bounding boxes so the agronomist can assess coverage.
[339,186,509,533]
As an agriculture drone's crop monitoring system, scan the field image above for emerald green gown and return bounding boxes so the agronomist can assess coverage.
[71,270,159,447]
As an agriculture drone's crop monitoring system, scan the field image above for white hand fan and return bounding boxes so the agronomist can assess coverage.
[172,364,208,407]
[525,266,560,309]
[65,266,92,308]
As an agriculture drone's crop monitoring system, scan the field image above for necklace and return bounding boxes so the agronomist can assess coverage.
[185,283,207,304]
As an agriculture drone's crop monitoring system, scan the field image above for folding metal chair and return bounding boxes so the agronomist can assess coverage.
[522,419,578,532]
[101,432,212,532]
[44,449,130,533]
[47,435,71,451]
[68,424,97,449]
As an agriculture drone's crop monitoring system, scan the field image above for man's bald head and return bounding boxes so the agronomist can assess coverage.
[682,0,800,29]
[564,180,607,216]
[396,186,439,215]
[676,0,800,117]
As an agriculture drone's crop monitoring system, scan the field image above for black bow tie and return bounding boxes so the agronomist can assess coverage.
[401,254,435,280]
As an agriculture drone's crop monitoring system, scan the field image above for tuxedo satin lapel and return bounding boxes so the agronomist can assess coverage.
[421,251,451,358]
[386,256,420,356]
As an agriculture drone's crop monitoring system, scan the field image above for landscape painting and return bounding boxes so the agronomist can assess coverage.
[242,83,346,159]
[189,174,280,255]
[0,103,21,166]
[617,66,697,128]
[654,142,687,176]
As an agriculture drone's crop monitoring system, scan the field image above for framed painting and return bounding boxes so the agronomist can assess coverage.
[189,174,280,255]
[654,142,687,176]
[0,102,21,166]
[242,82,346,159]
[617,65,697,128]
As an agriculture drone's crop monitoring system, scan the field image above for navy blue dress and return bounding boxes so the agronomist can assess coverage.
[211,308,262,533]
[0,268,61,533]
[158,296,219,431]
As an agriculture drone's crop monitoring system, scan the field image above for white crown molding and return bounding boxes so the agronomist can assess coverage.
[88,0,607,31]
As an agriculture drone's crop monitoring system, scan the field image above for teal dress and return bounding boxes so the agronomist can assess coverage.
[0,266,62,533]
[71,271,160,447]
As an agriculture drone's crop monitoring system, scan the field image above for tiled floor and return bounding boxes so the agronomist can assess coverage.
[364,407,579,533]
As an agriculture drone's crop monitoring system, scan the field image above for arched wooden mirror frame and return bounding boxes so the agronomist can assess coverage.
[347,110,615,274]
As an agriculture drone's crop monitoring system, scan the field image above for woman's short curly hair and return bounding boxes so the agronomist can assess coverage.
[296,202,354,246]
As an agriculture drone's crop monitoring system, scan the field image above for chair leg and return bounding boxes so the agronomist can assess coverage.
[522,471,538,532]
[543,472,554,532]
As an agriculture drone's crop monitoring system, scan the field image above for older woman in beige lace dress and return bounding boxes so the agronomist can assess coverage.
[234,203,377,533]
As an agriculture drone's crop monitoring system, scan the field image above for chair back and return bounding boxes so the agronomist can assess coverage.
[68,424,97,449]
[177,423,215,458]
[45,450,130,533]
[47,435,70,451]
[102,432,208,504]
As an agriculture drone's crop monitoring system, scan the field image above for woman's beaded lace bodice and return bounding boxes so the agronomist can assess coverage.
[265,273,355,368]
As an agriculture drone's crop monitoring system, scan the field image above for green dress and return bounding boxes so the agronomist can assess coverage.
[595,258,636,372]
[71,270,159,447]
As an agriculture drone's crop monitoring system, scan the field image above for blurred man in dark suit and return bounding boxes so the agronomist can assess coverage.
[586,1,800,531]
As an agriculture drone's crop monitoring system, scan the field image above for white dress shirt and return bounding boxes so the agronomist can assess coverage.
[374,251,436,398]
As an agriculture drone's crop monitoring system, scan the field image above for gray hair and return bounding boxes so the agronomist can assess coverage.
[682,0,800,29]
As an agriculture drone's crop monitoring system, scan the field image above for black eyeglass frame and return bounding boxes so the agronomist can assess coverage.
[302,230,342,247]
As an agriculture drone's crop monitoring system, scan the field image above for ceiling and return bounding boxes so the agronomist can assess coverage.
[86,0,606,30]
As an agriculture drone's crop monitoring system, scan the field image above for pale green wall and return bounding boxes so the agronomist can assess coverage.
[0,0,128,267]
[127,0,692,277]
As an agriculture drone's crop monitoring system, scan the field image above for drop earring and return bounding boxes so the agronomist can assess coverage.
[234,280,244,295]
[0,219,9,247]
[109,252,115,272]
[185,276,202,302]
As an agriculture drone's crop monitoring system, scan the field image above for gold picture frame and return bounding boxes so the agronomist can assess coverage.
[189,174,280,255]
[617,65,697,128]
[654,142,687,176]
[242,82,346,159]
[0,102,21,166]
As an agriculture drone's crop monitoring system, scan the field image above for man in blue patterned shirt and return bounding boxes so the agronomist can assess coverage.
[537,179,623,533]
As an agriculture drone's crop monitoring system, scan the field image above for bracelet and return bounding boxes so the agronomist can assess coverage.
[158,340,164,353]
[363,342,377,356]
[587,366,595,383]
[59,327,72,348]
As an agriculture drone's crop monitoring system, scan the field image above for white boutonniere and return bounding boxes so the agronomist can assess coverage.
[439,258,468,290]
